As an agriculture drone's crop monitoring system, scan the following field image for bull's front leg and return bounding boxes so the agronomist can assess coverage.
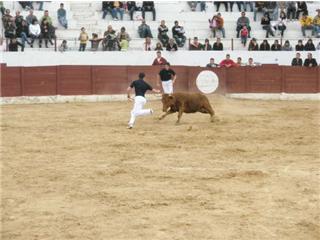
[176,104,184,124]
[159,109,175,120]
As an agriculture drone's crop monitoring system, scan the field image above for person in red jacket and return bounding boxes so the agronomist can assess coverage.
[219,54,237,68]
[152,51,167,65]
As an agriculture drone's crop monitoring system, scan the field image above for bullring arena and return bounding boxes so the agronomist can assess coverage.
[1,1,320,240]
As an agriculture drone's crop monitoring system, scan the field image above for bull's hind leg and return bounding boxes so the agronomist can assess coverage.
[201,102,215,122]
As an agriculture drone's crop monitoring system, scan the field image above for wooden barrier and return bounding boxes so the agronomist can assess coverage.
[1,64,319,97]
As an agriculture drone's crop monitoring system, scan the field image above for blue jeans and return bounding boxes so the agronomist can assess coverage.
[58,16,68,28]
[112,8,124,20]
[314,25,320,37]
[21,32,30,45]
[102,7,115,19]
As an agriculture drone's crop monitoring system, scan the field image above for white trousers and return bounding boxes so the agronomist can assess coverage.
[161,80,173,94]
[128,96,152,126]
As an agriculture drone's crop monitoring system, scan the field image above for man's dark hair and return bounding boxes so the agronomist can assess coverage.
[139,72,145,79]
[165,62,170,66]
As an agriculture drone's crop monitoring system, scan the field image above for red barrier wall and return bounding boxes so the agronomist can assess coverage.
[1,64,319,97]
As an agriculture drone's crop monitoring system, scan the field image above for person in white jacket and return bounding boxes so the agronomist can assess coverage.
[29,19,42,48]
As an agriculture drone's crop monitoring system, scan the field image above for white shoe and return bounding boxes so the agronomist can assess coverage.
[127,124,133,129]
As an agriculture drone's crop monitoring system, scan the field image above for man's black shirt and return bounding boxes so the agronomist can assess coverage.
[130,79,152,97]
[159,69,176,81]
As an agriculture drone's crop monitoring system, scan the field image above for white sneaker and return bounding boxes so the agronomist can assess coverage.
[127,125,133,129]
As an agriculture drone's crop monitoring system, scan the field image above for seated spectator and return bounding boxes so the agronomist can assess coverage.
[138,19,153,38]
[274,11,287,37]
[215,1,228,12]
[102,1,114,20]
[41,19,54,47]
[304,53,318,67]
[260,39,270,51]
[209,12,225,38]
[19,1,33,10]
[90,33,103,51]
[59,39,68,52]
[126,1,138,21]
[9,37,24,51]
[119,38,129,51]
[300,13,314,37]
[313,9,320,38]
[220,54,237,68]
[236,12,251,38]
[261,13,274,38]
[18,20,30,47]
[254,1,265,21]
[29,19,41,47]
[201,38,212,50]
[154,42,163,51]
[229,1,242,12]
[304,38,315,51]
[35,1,44,11]
[78,27,89,51]
[236,57,245,66]
[158,20,169,47]
[291,52,303,66]
[296,1,308,19]
[295,39,304,51]
[143,36,153,51]
[248,38,259,51]
[189,37,202,50]
[152,51,167,65]
[26,9,37,25]
[188,1,205,12]
[142,1,155,21]
[240,25,248,46]
[271,40,281,51]
[103,25,118,51]
[4,18,16,39]
[166,38,178,51]
[57,3,68,29]
[247,57,256,66]
[282,40,292,51]
[112,1,124,20]
[117,26,131,42]
[212,37,223,50]
[206,58,219,67]
[172,20,186,47]
[243,1,254,12]
[286,1,296,21]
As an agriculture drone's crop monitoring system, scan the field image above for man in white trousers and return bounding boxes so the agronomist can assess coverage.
[127,72,160,129]
[157,62,176,94]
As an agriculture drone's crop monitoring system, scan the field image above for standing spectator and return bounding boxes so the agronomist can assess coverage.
[142,1,155,21]
[152,51,167,65]
[303,53,317,67]
[282,40,292,51]
[2,9,12,30]
[154,42,163,51]
[243,1,253,12]
[172,20,186,47]
[29,19,41,47]
[126,1,137,21]
[201,38,212,50]
[57,3,68,29]
[296,1,308,19]
[219,54,237,68]
[254,1,265,21]
[59,39,68,52]
[300,13,314,37]
[5,20,16,39]
[138,19,153,38]
[304,38,315,51]
[166,38,178,51]
[240,25,248,46]
[157,62,176,94]
[291,52,303,66]
[274,11,287,37]
[261,13,274,38]
[212,37,223,50]
[236,12,251,38]
[102,1,115,20]
[295,39,304,51]
[248,38,259,51]
[78,27,88,51]
[41,19,54,47]
[103,25,118,51]
[271,40,281,51]
[143,36,153,51]
[15,11,24,36]
[215,1,228,12]
[206,58,219,67]
[286,1,296,21]
[8,37,24,51]
[158,20,169,47]
[189,37,202,50]
[313,9,320,38]
[259,39,270,51]
[26,9,37,25]
[209,13,225,38]
[89,33,103,51]
[0,2,5,16]
[112,1,124,20]
[41,10,52,25]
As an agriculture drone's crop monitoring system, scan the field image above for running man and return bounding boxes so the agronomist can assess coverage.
[157,62,176,94]
[127,72,160,129]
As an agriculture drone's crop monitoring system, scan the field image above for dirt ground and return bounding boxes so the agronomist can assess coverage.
[1,95,319,240]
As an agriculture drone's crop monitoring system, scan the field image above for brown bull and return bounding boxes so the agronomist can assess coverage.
[159,93,215,123]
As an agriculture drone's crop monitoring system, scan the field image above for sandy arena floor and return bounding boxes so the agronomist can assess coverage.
[1,95,319,240]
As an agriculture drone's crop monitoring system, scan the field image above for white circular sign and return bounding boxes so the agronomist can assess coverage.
[196,70,219,94]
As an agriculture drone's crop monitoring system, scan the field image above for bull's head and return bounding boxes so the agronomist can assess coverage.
[161,94,175,112]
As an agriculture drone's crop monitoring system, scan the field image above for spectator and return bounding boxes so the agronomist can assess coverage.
[215,1,228,12]
[206,58,219,67]
[57,3,68,29]
[282,40,292,51]
[296,1,308,19]
[236,12,251,38]
[19,1,33,10]
[112,1,124,20]
[143,36,153,51]
[9,37,24,51]
[142,1,155,21]
[188,1,206,12]
[313,9,320,38]
[15,11,24,36]
[263,1,277,20]
[138,19,153,38]
[243,1,254,12]
[240,25,248,46]
[126,1,138,21]
[41,10,52,25]
[259,39,270,51]
[18,20,30,46]
[59,39,68,52]
[274,11,287,37]
[5,20,16,39]
[119,38,129,51]
[89,33,103,51]
[152,51,167,65]
[304,38,315,51]
[247,57,256,66]
[254,1,265,21]
[201,38,212,50]
[271,40,281,51]
[261,13,274,38]
[102,1,114,19]
[303,53,318,67]
[295,39,304,51]
[212,37,223,50]
[172,20,186,47]
[189,37,202,50]
[291,52,303,66]
[154,42,163,51]
[2,9,12,30]
[236,57,245,66]
[117,26,131,42]
[103,25,118,51]
[41,19,54,47]
[209,13,225,38]
[166,38,178,51]
[26,9,37,25]
[286,1,296,21]
[229,1,242,12]
[300,13,314,37]
[158,20,169,47]
[78,27,88,51]
[219,54,237,68]
[248,38,259,51]
[29,19,41,47]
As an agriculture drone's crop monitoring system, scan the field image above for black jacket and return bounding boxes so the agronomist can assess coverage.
[271,44,281,51]
[142,1,154,9]
[291,58,303,66]
[304,43,315,51]
[213,42,223,50]
[295,44,304,51]
[304,58,318,67]
[260,43,270,51]
[9,40,24,51]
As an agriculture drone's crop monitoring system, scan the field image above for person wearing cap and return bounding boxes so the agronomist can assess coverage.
[152,51,167,65]
[127,72,160,129]
[157,62,176,94]
[206,58,218,67]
